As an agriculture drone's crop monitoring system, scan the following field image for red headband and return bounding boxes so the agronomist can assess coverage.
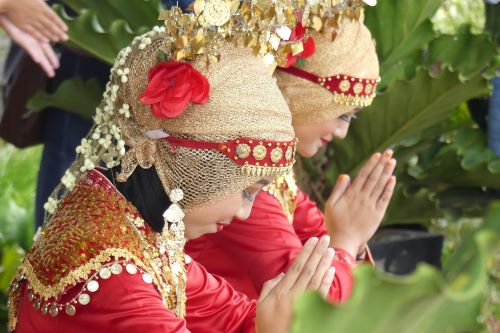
[163,135,298,177]
[278,66,380,107]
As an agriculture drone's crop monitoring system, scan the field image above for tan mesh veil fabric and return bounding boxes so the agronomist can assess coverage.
[114,33,294,210]
[275,15,379,125]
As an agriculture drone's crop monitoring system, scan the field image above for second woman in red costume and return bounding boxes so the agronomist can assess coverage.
[186,7,397,302]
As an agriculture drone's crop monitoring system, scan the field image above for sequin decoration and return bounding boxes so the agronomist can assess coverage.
[263,172,298,223]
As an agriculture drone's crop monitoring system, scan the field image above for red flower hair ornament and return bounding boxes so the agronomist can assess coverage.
[140,61,210,119]
[285,22,315,68]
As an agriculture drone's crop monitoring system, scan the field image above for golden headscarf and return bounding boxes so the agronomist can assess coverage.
[118,34,295,209]
[276,15,379,125]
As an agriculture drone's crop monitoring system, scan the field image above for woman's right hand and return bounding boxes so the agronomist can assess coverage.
[0,0,68,42]
[324,150,397,258]
[256,235,336,333]
[0,15,60,77]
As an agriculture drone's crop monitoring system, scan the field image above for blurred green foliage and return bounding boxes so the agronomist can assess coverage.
[292,202,500,333]
[0,140,40,332]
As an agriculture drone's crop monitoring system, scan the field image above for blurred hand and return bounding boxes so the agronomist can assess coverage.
[256,236,336,333]
[325,150,397,258]
[0,15,59,77]
[0,0,68,42]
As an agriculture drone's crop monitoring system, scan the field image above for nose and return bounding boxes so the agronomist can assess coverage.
[332,121,350,140]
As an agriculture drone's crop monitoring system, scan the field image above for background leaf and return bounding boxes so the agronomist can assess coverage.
[291,202,500,333]
[26,77,103,119]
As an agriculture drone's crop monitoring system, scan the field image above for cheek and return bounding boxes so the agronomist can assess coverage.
[295,125,320,144]
[185,195,244,225]
[297,140,319,157]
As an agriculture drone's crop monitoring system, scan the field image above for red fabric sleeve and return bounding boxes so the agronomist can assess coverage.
[14,261,256,333]
[15,272,189,333]
[292,188,328,242]
[185,260,256,333]
[292,189,354,301]
[186,190,354,303]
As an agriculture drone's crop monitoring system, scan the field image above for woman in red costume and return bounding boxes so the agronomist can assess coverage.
[186,4,397,302]
[7,3,337,333]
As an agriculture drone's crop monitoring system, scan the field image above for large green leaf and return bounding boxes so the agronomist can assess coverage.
[60,0,162,31]
[364,0,443,82]
[0,244,24,293]
[291,202,500,333]
[326,67,489,178]
[0,141,39,250]
[444,201,500,279]
[54,5,149,64]
[398,128,500,185]
[27,77,103,119]
[485,2,500,47]
[382,186,442,224]
[426,26,500,79]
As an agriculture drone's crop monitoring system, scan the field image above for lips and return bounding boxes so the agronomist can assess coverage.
[216,219,231,232]
[321,138,330,145]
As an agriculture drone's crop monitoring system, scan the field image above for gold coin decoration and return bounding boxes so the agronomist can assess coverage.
[353,82,363,95]
[99,267,112,279]
[200,0,231,27]
[78,293,90,305]
[65,304,76,316]
[49,304,59,317]
[252,145,267,160]
[339,80,350,92]
[285,146,293,161]
[365,83,373,95]
[236,143,251,158]
[270,147,283,163]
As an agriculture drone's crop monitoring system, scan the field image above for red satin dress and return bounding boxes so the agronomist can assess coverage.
[13,260,256,333]
[186,174,355,302]
[8,170,256,333]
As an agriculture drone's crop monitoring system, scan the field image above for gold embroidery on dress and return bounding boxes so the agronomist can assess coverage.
[263,171,298,223]
[7,170,186,331]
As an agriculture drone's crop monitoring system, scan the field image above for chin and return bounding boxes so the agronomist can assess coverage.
[186,224,219,240]
[297,144,319,158]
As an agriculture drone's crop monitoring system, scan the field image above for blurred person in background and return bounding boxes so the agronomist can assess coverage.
[485,0,500,156]
[0,0,110,229]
